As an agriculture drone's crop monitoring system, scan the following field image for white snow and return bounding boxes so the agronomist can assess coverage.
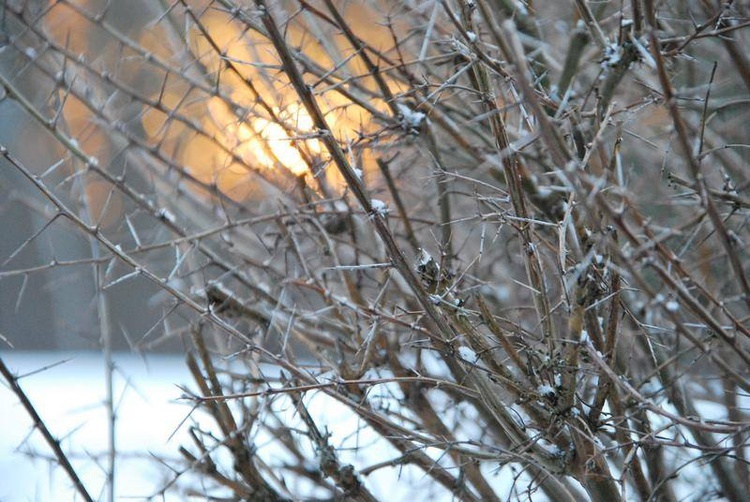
[601,42,623,69]
[370,199,389,217]
[538,384,555,396]
[458,346,477,362]
[396,103,426,129]
[514,0,529,15]
[418,248,434,266]
[0,351,528,501]
[0,350,711,501]
[580,329,589,343]
[157,208,176,223]
[0,352,193,501]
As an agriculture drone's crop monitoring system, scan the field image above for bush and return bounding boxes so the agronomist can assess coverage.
[1,0,749,500]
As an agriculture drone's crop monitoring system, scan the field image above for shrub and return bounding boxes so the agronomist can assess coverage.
[1,0,749,500]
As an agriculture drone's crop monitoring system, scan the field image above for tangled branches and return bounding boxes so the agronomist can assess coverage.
[1,0,750,500]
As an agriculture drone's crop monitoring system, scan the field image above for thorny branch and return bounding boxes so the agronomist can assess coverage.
[1,0,749,500]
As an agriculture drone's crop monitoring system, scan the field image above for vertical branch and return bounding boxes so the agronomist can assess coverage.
[290,390,379,502]
[97,262,116,502]
[457,0,557,344]
[644,1,750,309]
[376,158,420,253]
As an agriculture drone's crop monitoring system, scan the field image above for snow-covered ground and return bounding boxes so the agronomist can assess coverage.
[1,351,509,501]
[1,352,195,501]
[2,351,717,501]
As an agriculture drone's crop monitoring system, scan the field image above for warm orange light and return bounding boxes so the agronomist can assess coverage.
[142,2,395,199]
[207,99,324,177]
[36,0,399,208]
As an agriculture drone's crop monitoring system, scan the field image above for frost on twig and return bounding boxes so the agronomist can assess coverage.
[2,0,750,500]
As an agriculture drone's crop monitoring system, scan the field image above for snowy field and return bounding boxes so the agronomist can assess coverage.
[1,351,519,501]
[1,352,716,501]
[1,352,196,500]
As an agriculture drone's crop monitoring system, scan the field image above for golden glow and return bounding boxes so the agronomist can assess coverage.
[177,5,392,195]
[207,99,324,177]
[43,1,399,201]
